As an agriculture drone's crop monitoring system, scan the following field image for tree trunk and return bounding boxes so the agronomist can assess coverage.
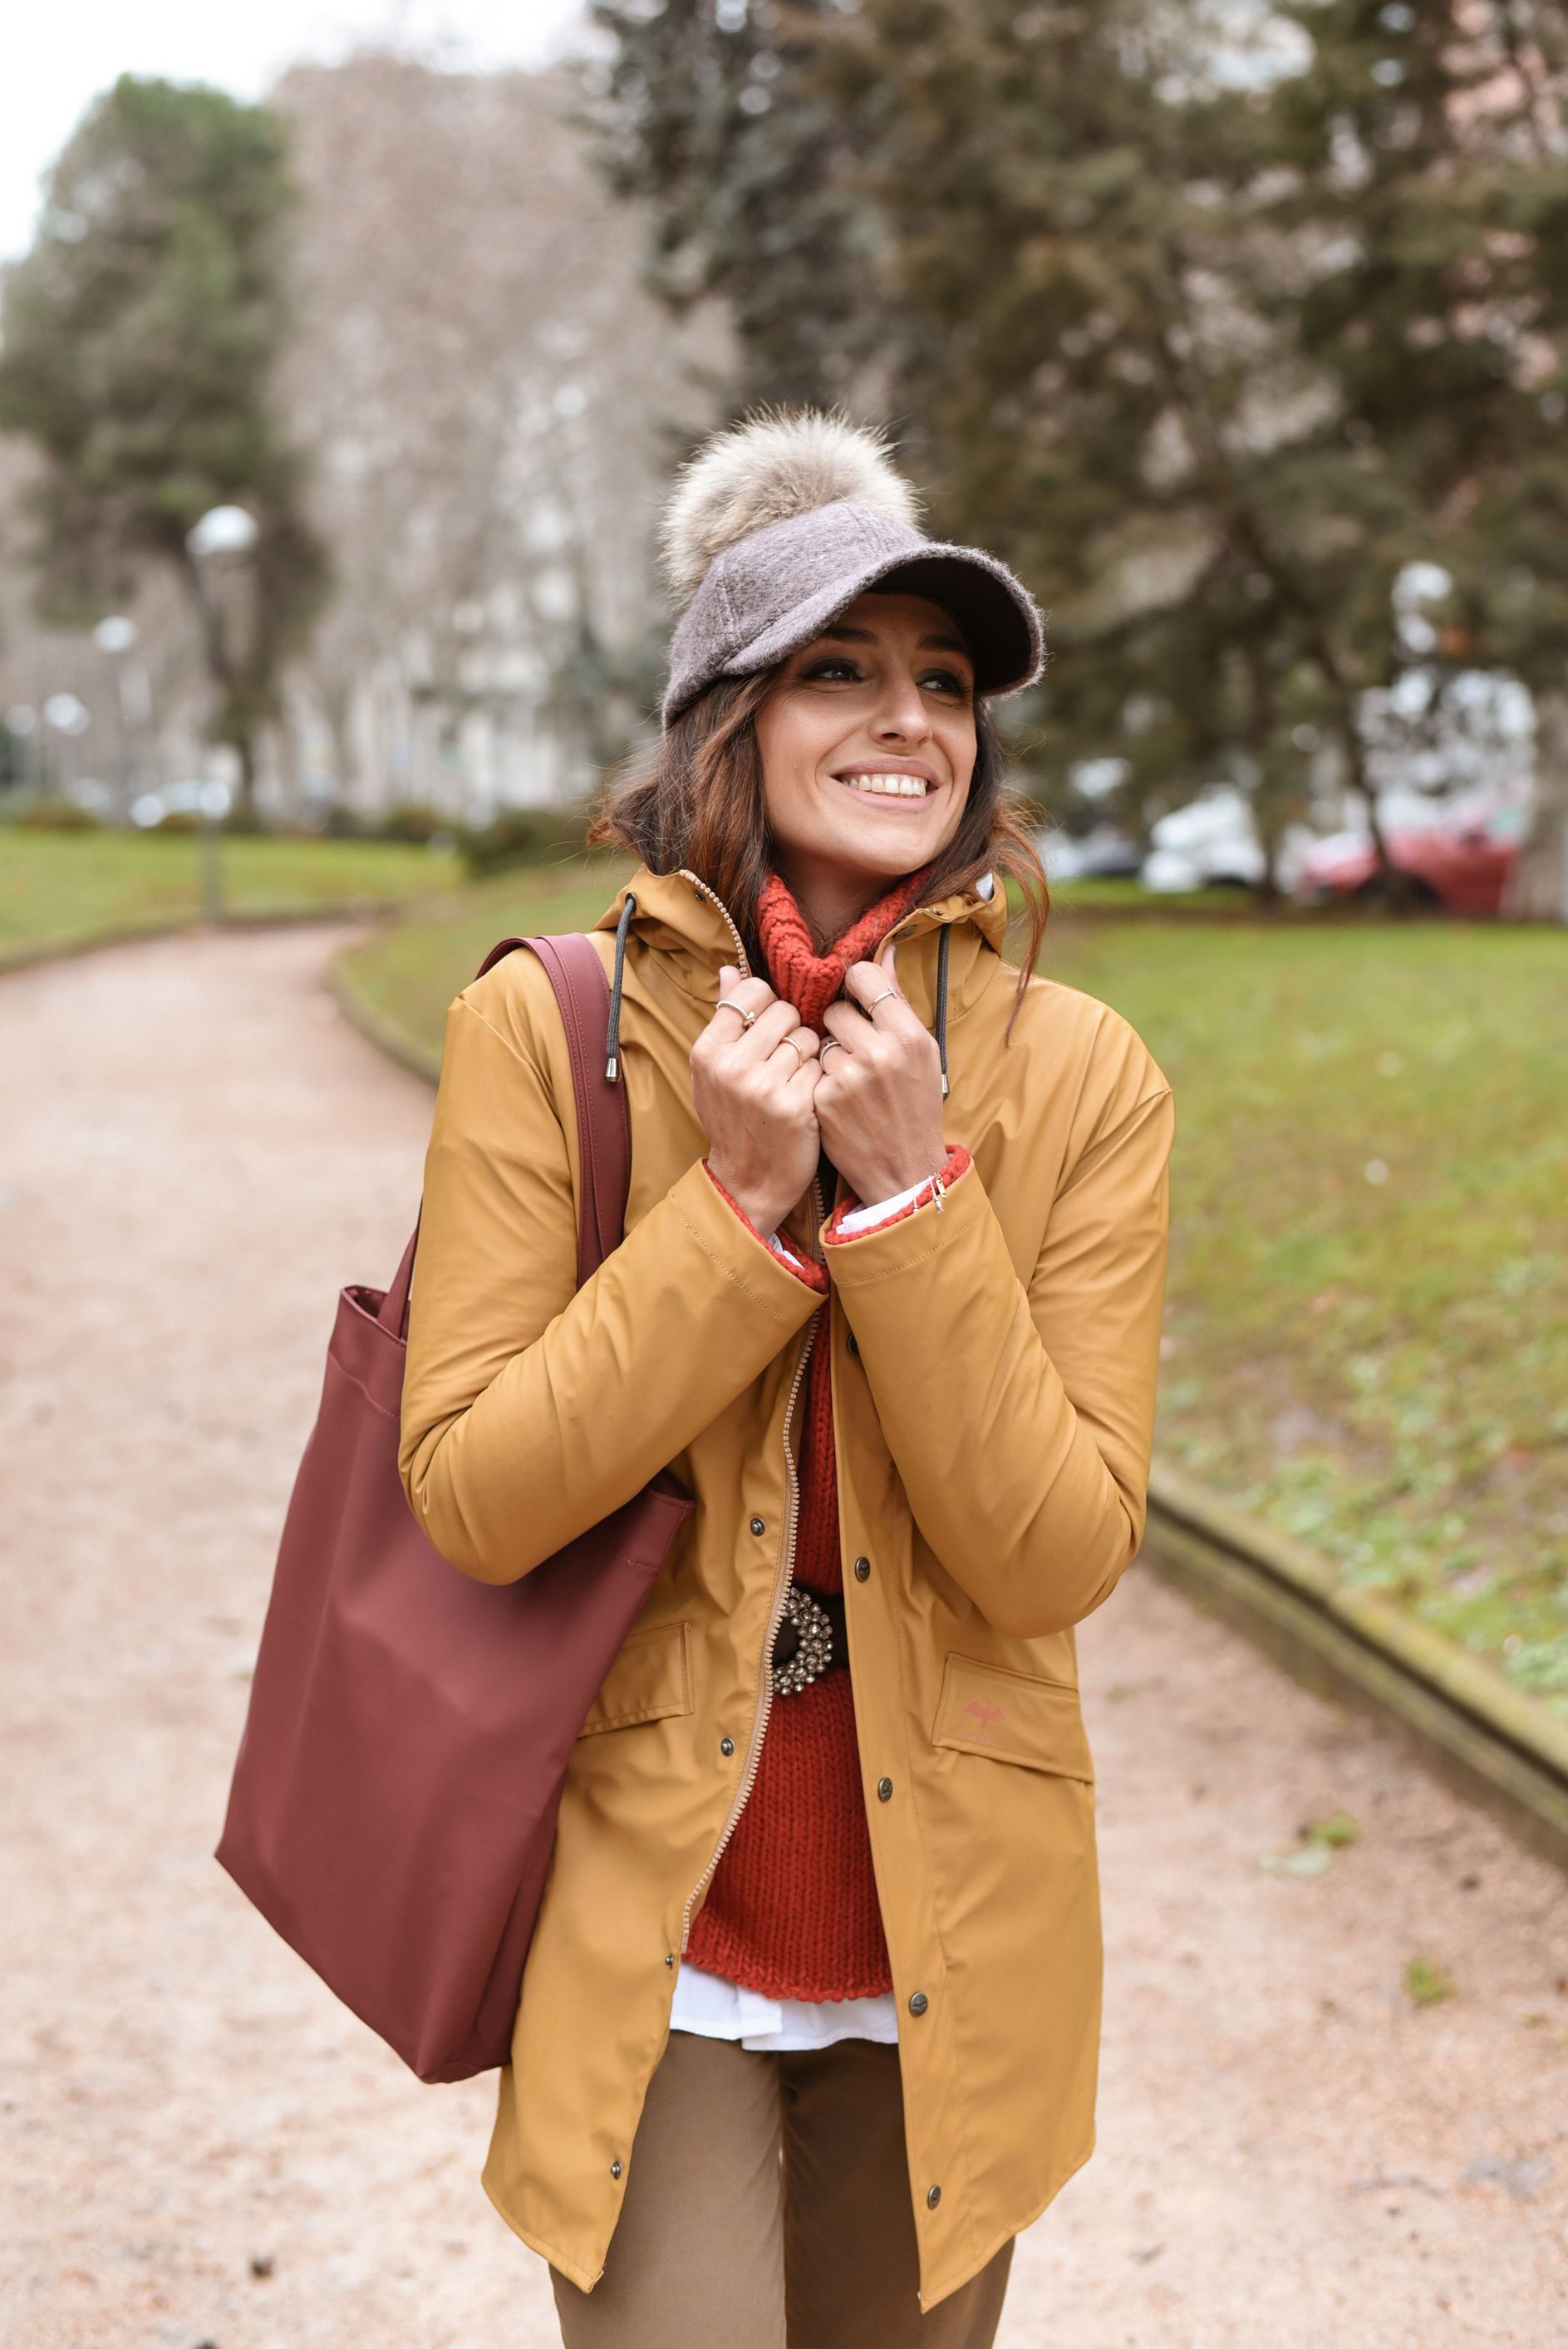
[178,540,256,817]
[1315,641,1413,912]
[1502,691,1568,923]
[1243,661,1281,914]
[236,732,258,818]
[1336,721,1410,910]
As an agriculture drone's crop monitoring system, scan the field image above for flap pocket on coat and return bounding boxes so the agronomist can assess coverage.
[578,1619,693,1736]
[931,1655,1093,1781]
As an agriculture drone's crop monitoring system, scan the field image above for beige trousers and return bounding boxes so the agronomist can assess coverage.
[552,2029,1013,2349]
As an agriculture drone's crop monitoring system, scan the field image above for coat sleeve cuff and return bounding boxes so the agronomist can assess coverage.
[704,1162,830,1295]
[823,1146,972,1246]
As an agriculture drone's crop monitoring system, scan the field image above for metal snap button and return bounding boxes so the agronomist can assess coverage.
[750,1516,766,1536]
[853,1556,870,1582]
[927,2184,941,2209]
[612,2161,622,2179]
[665,1953,675,1968]
[721,1737,735,1757]
[908,1991,928,2016]
[877,1776,892,1801]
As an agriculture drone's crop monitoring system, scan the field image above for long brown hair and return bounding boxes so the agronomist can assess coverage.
[588,668,1049,982]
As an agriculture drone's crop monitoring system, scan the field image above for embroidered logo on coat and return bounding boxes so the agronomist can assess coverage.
[964,1698,1007,1737]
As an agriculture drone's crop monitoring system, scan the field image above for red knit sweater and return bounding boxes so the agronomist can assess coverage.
[685,871,930,2003]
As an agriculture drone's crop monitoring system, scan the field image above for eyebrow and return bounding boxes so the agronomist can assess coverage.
[817,623,972,659]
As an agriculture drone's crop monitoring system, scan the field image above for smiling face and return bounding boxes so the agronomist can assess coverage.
[753,590,978,936]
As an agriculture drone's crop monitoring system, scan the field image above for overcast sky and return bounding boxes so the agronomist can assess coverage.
[1,0,587,263]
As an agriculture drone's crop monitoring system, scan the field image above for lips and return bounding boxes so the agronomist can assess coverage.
[838,772,931,799]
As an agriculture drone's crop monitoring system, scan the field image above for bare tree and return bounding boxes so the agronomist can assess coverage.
[273,53,730,823]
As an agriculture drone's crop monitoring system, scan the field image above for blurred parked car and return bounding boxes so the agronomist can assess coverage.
[1142,789,1262,892]
[1296,792,1528,913]
[1140,786,1318,893]
[1039,823,1145,882]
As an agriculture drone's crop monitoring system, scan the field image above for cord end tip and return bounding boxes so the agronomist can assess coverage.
[606,1056,619,1084]
[941,1074,950,1098]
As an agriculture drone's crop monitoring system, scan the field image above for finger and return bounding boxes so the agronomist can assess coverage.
[709,973,779,1035]
[784,1054,823,1105]
[820,1000,863,1046]
[708,996,800,1076]
[841,955,907,1020]
[743,996,806,1055]
[767,1028,818,1081]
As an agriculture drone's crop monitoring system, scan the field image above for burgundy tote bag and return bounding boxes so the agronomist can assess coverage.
[218,932,692,2085]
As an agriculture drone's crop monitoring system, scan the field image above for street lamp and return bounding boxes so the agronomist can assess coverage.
[184,505,263,922]
[187,504,259,561]
[92,615,147,819]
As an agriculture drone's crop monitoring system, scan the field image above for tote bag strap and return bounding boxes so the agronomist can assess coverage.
[377,932,630,1336]
[519,934,631,1290]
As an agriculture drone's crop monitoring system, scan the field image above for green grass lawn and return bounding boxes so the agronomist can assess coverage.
[335,858,635,1052]
[347,873,1568,1711]
[0,828,463,966]
[1040,912,1568,1710]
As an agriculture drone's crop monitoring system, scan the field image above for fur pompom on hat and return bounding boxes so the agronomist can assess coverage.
[660,408,1044,724]
[661,412,922,606]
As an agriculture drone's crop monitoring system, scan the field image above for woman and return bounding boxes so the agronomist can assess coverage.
[401,412,1172,2349]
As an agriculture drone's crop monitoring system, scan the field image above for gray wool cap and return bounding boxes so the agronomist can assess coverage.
[657,414,1044,725]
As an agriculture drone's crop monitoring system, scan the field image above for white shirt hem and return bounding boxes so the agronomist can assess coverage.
[669,1961,899,2052]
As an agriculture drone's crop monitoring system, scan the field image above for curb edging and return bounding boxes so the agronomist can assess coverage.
[1143,1461,1568,1874]
[330,948,442,1084]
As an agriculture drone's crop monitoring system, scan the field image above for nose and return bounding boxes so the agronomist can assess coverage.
[870,666,934,744]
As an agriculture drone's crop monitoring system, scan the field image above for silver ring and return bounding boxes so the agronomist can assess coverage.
[779,1038,805,1073]
[867,988,899,1011]
[716,1000,759,1030]
[818,1037,845,1063]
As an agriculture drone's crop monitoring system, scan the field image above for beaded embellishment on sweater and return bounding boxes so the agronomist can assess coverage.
[771,1588,835,1696]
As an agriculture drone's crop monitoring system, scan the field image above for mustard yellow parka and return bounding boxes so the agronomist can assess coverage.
[400,864,1172,2311]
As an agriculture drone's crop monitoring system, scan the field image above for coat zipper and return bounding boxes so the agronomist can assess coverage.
[678,868,752,980]
[679,1307,818,1951]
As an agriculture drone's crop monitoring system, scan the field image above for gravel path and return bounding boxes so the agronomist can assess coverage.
[2,925,1565,2349]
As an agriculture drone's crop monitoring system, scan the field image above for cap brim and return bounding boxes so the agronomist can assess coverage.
[868,553,1040,699]
[662,530,1043,722]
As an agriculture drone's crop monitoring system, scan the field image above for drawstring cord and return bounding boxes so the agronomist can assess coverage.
[606,892,636,1082]
[936,923,951,1099]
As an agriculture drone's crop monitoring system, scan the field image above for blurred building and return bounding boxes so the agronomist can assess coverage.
[273,54,727,828]
[0,52,727,828]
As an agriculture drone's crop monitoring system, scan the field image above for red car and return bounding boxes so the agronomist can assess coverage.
[1298,795,1528,914]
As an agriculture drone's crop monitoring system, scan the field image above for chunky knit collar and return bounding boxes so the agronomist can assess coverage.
[755,867,933,1035]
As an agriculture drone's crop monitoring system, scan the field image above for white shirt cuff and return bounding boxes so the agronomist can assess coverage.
[833,1177,931,1238]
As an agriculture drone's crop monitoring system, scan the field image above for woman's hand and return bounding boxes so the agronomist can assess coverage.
[814,942,946,1207]
[691,967,822,1236]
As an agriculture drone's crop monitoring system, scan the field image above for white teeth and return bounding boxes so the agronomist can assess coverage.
[842,772,929,799]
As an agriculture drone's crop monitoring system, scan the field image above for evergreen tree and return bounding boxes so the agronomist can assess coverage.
[827,0,1568,896]
[0,76,326,809]
[1262,0,1568,885]
[589,0,890,410]
[820,0,1429,893]
[599,0,1567,899]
